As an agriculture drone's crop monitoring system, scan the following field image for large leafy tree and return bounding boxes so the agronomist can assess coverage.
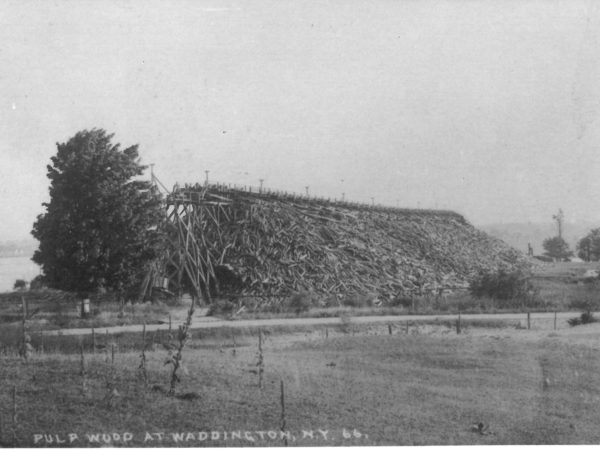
[31,129,165,299]
[542,236,573,261]
[577,228,600,261]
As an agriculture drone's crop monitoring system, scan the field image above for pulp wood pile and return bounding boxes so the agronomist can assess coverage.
[168,184,529,304]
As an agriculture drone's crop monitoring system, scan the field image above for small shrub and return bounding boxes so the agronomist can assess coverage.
[323,295,341,307]
[262,301,285,314]
[342,294,370,308]
[469,269,538,308]
[389,296,413,308]
[568,312,598,327]
[207,299,237,316]
[568,296,599,326]
[13,279,27,291]
[289,291,312,314]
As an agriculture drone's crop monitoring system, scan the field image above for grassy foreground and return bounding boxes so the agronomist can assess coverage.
[1,323,600,446]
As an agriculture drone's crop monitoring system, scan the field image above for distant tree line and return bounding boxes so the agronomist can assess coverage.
[540,208,600,262]
[576,228,600,261]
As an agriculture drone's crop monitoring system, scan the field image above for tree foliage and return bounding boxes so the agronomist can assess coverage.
[542,236,573,261]
[13,279,27,291]
[577,228,600,261]
[31,129,165,298]
[469,269,537,306]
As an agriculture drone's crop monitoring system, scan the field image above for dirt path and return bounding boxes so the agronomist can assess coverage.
[43,311,581,336]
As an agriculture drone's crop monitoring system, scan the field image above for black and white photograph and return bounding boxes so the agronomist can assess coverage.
[2,0,600,446]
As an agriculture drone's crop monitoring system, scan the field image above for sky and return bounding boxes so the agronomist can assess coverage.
[2,0,600,241]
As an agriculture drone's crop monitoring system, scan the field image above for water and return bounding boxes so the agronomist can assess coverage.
[0,256,41,293]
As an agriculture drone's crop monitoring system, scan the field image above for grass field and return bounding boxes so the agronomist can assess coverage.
[2,321,600,446]
[2,260,600,446]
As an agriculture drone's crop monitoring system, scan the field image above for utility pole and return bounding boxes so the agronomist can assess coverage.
[553,208,564,239]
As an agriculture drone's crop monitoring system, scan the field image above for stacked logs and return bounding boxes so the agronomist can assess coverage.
[165,184,529,305]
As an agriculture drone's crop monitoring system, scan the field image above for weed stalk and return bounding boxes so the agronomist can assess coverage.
[139,322,148,386]
[12,385,19,445]
[168,296,196,395]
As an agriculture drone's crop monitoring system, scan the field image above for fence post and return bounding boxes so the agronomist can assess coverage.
[258,330,264,389]
[405,321,409,334]
[554,311,557,330]
[280,380,288,446]
[139,323,148,386]
[91,328,96,354]
[388,324,392,335]
[456,312,461,335]
[80,343,87,394]
[21,297,26,353]
[527,312,531,330]
[169,314,172,333]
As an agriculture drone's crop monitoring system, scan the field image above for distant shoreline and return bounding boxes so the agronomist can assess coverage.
[0,255,40,292]
[0,254,34,259]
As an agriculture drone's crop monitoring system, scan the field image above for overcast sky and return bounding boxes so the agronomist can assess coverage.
[2,0,600,240]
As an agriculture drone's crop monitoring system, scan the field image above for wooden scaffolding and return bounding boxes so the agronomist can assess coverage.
[161,184,235,302]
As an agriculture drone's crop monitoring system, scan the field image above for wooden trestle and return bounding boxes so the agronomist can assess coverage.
[161,185,235,302]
